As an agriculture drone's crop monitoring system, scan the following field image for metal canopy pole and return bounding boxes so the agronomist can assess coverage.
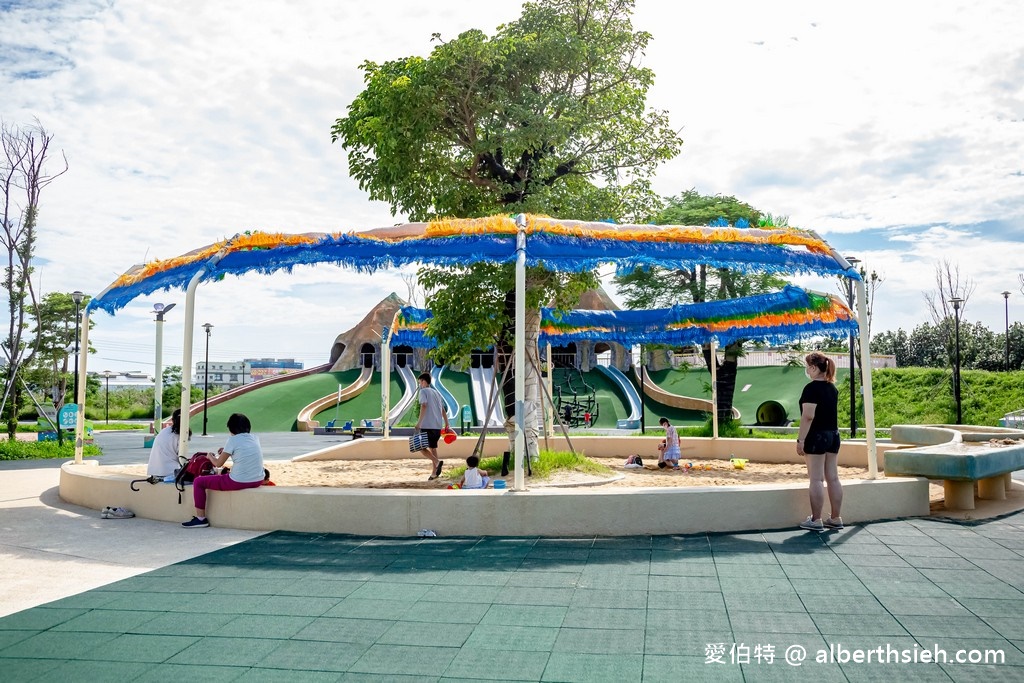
[856,278,878,478]
[513,215,527,491]
[710,339,719,439]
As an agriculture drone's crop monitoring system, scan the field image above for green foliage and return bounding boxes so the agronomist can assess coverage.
[849,367,1024,428]
[872,321,1024,371]
[0,440,101,460]
[332,0,680,222]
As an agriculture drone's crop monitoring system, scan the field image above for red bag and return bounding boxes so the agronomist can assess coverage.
[174,452,214,489]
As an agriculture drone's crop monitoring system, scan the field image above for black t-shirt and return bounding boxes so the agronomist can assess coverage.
[799,380,839,432]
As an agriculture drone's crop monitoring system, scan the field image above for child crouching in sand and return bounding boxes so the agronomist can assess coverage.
[458,455,491,489]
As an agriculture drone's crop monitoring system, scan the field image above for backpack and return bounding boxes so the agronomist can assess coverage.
[174,452,214,502]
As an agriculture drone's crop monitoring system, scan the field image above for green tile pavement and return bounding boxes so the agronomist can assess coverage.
[2,514,1024,681]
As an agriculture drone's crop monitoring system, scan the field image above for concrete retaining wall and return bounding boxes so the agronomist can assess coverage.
[61,459,929,537]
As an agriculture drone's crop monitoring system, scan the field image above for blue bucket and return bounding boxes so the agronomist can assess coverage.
[493,480,506,489]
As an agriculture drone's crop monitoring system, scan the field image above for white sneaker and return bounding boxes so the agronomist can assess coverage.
[799,516,824,531]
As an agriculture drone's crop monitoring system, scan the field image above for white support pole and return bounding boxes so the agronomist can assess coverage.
[382,311,398,439]
[73,311,91,465]
[154,316,164,433]
[514,216,527,491]
[177,270,205,460]
[710,339,719,439]
[545,342,554,439]
[855,278,878,478]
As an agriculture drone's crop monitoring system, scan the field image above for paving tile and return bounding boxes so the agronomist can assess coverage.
[838,554,913,568]
[958,598,1024,618]
[376,621,474,648]
[412,584,503,604]
[541,652,642,682]
[919,637,1024,666]
[574,573,647,590]
[727,611,818,634]
[902,555,977,570]
[323,599,415,620]
[0,658,63,681]
[443,647,548,681]
[718,577,795,594]
[0,630,119,659]
[348,643,459,677]
[35,659,159,682]
[919,569,1006,584]
[935,582,1024,600]
[884,544,960,558]
[790,580,874,597]
[75,633,197,664]
[812,612,909,636]
[742,661,847,681]
[464,624,559,652]
[842,662,952,681]
[648,559,718,577]
[436,570,512,587]
[347,583,432,602]
[43,592,121,610]
[552,627,643,654]
[291,617,394,644]
[724,593,806,613]
[647,609,730,633]
[49,608,162,633]
[377,569,452,585]
[560,606,645,630]
[647,591,725,611]
[0,630,36,651]
[875,596,968,616]
[479,605,567,628]
[643,655,743,682]
[166,636,276,667]
[715,563,787,578]
[131,611,239,636]
[280,579,364,598]
[800,594,887,615]
[256,639,369,672]
[207,614,313,639]
[568,588,647,609]
[781,564,859,580]
[937,663,1024,682]
[981,618,1024,641]
[506,571,581,588]
[497,587,575,607]
[645,630,735,656]
[178,593,273,615]
[401,601,491,625]
[730,631,830,659]
[647,575,720,593]
[0,607,87,631]
[899,615,1004,639]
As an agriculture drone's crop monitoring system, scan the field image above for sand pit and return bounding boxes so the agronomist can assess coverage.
[109,458,946,500]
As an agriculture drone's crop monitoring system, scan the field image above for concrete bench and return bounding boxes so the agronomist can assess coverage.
[885,425,1024,510]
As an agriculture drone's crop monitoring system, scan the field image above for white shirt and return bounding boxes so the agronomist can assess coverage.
[146,426,180,477]
[223,433,264,483]
[463,467,486,489]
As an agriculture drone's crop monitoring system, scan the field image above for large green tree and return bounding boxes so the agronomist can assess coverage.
[614,190,788,421]
[333,0,680,446]
[25,291,93,409]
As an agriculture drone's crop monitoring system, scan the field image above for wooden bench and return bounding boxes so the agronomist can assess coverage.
[885,425,1024,510]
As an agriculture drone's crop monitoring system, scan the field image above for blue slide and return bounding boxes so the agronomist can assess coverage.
[430,365,458,419]
[596,364,643,429]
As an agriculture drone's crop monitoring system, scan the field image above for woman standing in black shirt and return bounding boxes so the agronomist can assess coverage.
[796,352,843,531]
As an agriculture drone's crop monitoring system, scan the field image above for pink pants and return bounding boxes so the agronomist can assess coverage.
[193,473,262,509]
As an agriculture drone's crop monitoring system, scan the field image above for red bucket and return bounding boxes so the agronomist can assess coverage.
[442,428,457,445]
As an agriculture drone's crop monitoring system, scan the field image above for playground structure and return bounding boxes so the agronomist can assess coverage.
[595,364,641,429]
[295,365,373,431]
[66,214,903,536]
[551,366,599,428]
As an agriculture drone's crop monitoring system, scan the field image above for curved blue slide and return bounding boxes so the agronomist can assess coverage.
[430,365,458,419]
[596,364,643,429]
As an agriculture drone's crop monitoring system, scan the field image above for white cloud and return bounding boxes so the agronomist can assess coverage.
[3,0,1023,377]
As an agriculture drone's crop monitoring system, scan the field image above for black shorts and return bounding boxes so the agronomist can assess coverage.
[423,429,441,449]
[804,430,841,455]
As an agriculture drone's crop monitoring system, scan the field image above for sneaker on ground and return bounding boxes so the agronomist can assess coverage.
[103,507,135,519]
[824,516,844,529]
[181,516,209,528]
[799,516,824,531]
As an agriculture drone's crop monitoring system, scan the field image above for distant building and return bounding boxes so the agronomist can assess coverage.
[89,370,154,389]
[195,361,251,391]
[245,358,303,380]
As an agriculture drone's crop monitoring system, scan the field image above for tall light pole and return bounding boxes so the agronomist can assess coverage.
[71,291,84,402]
[845,257,860,438]
[102,370,114,423]
[202,322,213,436]
[950,297,964,425]
[152,303,176,434]
[1002,291,1011,372]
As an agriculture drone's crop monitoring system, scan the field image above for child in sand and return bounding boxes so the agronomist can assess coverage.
[457,455,491,489]
[657,417,681,469]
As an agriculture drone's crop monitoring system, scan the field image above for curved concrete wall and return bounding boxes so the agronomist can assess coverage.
[61,446,927,537]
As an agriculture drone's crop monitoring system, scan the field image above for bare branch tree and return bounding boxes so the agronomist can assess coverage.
[0,120,68,437]
[923,259,975,370]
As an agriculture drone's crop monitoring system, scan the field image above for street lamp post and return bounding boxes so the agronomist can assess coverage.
[202,323,213,436]
[152,303,176,434]
[1002,291,1011,372]
[950,297,964,425]
[102,370,114,423]
[845,257,860,438]
[71,291,84,402]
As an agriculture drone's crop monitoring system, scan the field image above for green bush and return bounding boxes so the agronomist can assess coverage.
[445,449,611,480]
[0,440,101,460]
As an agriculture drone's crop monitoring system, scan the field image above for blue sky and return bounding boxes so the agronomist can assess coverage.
[2,0,1023,374]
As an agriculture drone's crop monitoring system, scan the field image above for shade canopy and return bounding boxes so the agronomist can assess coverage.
[392,286,857,350]
[88,215,859,315]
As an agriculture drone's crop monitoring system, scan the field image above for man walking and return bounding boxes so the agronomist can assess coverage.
[415,372,450,480]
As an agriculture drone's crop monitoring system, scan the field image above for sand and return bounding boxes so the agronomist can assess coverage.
[109,457,946,500]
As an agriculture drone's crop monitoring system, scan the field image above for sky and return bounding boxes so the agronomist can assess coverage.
[2,0,1023,377]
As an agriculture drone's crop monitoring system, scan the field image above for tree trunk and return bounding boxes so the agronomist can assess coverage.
[497,290,541,463]
[703,341,742,423]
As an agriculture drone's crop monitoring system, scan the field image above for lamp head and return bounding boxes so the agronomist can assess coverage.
[1003,291,1011,299]
[846,256,860,266]
[202,322,213,334]
[950,296,964,311]
[71,290,84,305]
